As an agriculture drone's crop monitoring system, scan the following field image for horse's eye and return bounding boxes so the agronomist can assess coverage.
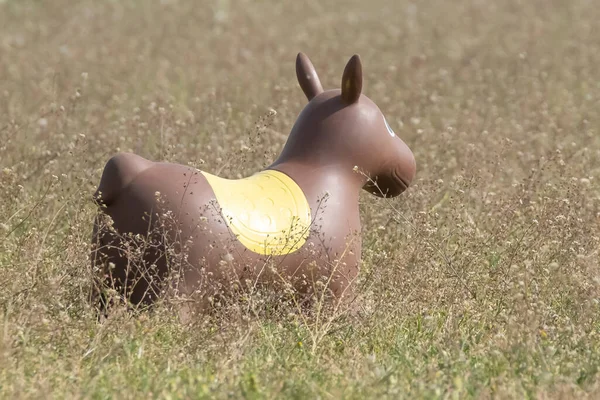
[384,117,395,137]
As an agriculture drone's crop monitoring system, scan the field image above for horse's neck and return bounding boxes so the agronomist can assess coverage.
[267,161,363,221]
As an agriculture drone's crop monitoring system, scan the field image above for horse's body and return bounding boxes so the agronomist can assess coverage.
[91,53,416,313]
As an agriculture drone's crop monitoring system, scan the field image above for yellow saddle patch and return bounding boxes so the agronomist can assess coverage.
[200,169,312,255]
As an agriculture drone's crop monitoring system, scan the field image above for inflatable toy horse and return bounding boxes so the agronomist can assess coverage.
[91,52,416,313]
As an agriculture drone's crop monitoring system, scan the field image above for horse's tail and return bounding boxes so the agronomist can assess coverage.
[93,152,153,206]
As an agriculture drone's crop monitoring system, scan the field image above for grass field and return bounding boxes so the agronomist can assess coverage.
[1,0,600,398]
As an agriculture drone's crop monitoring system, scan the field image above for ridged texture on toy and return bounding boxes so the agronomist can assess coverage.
[200,169,312,255]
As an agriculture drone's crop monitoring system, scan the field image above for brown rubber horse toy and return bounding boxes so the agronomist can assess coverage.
[91,52,416,316]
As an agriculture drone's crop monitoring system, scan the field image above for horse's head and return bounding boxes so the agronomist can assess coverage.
[277,52,416,198]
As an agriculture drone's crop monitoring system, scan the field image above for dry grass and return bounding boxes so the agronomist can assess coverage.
[1,0,600,398]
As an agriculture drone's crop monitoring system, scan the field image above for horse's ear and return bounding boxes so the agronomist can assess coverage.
[341,54,362,104]
[296,52,323,101]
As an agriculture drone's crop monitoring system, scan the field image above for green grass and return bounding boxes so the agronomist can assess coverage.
[1,0,600,398]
